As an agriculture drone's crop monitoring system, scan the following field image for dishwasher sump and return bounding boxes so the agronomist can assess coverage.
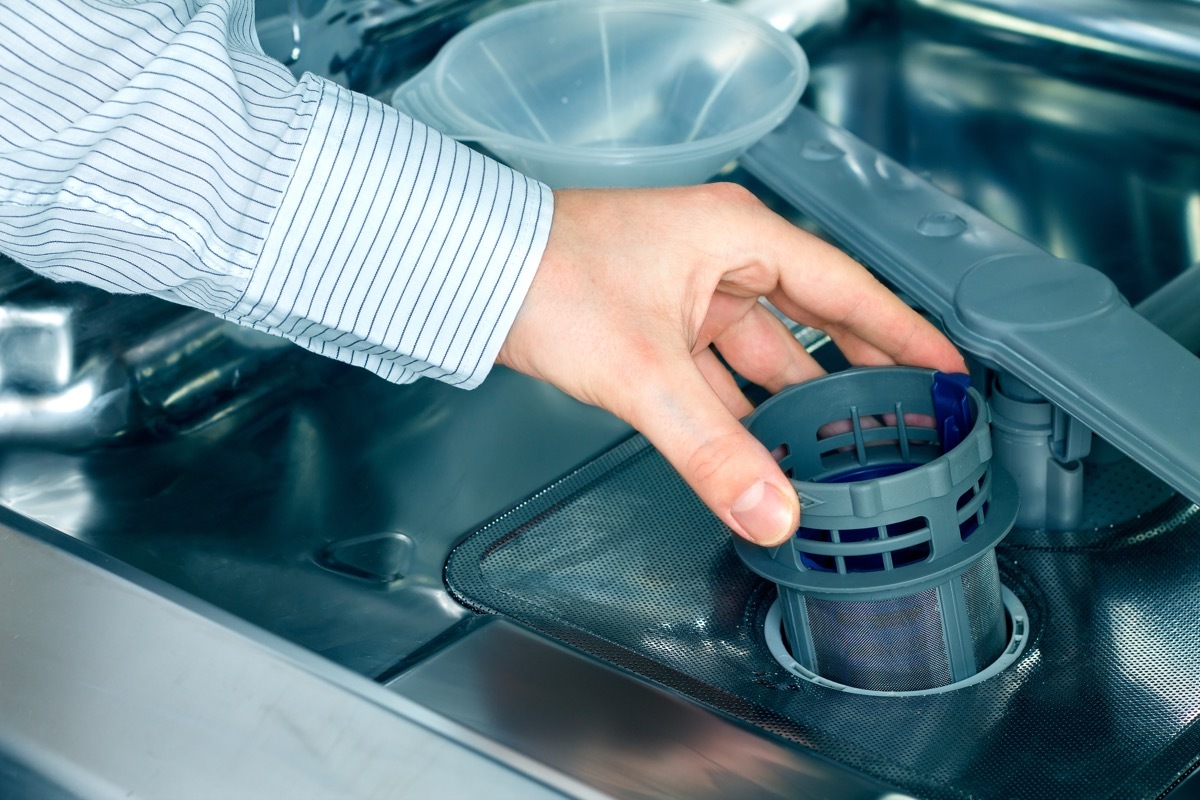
[446,435,1200,800]
[735,368,1019,694]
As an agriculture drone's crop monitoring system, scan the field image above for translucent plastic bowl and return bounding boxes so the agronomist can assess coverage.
[390,0,808,188]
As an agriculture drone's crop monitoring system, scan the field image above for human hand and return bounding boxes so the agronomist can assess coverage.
[497,185,967,547]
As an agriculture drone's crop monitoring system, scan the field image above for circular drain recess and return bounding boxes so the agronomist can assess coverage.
[763,586,1029,696]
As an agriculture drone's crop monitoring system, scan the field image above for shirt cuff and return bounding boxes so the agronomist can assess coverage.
[222,74,554,389]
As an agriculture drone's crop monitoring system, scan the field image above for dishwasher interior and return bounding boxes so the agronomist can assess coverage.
[2,1,1200,798]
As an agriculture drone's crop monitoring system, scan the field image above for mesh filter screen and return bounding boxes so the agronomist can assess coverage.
[961,554,1007,670]
[804,588,952,691]
[447,436,1200,800]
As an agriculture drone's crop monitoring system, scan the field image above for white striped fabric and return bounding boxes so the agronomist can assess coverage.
[0,0,552,387]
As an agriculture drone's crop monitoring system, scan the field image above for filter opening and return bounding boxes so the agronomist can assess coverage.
[763,586,1029,697]
[893,538,932,567]
[814,399,948,475]
[794,516,933,573]
[958,473,991,540]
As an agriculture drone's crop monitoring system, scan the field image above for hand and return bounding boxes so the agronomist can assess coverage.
[497,185,967,546]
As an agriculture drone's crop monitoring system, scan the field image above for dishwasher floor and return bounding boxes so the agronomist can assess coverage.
[2,4,1199,798]
[447,435,1200,800]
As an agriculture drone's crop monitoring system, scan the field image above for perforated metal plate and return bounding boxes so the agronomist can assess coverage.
[446,436,1200,800]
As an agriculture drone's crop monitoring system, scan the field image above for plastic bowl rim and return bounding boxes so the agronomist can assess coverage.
[409,0,810,162]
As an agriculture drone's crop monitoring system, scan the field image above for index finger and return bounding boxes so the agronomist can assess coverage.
[761,224,966,373]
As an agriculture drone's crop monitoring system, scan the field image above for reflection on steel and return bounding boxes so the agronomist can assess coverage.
[801,31,1200,305]
[0,256,314,448]
[387,619,903,800]
[903,0,1200,85]
[0,510,577,800]
[1136,264,1200,355]
[0,302,74,390]
[0,364,632,677]
[727,0,850,36]
[0,360,129,445]
[126,310,306,436]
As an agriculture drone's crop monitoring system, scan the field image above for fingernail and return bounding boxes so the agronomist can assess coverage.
[731,481,795,546]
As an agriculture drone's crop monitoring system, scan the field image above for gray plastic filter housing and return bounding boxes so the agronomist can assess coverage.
[734,367,1019,693]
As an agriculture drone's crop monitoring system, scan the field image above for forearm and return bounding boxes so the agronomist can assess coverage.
[0,0,551,387]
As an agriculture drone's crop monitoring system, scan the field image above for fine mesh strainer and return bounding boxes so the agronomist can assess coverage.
[736,367,1020,692]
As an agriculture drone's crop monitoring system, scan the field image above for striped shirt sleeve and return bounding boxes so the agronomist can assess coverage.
[0,0,553,388]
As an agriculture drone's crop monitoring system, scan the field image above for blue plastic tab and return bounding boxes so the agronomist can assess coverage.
[933,372,973,453]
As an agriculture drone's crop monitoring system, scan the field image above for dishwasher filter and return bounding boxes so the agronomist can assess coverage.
[735,368,1019,693]
[446,407,1200,799]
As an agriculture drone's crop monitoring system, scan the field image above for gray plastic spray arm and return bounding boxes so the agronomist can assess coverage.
[741,106,1200,506]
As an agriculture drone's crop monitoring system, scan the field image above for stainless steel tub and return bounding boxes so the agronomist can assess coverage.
[1,2,1199,797]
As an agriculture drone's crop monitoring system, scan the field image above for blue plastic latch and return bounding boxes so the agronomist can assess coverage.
[933,372,973,453]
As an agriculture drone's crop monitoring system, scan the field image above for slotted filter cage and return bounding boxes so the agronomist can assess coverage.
[735,367,1020,693]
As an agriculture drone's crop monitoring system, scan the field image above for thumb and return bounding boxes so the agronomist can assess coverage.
[625,357,799,547]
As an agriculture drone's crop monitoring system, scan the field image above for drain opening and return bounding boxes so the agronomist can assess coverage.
[763,586,1029,697]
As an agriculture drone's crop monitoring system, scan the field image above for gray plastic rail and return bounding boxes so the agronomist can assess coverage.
[741,106,1200,507]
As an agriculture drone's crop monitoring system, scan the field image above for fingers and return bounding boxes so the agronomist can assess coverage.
[625,354,798,546]
[693,347,754,419]
[711,301,826,393]
[721,212,966,374]
[765,245,966,374]
[698,191,964,374]
[825,309,967,374]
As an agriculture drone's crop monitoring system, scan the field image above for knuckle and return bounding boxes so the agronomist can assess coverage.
[698,181,758,209]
